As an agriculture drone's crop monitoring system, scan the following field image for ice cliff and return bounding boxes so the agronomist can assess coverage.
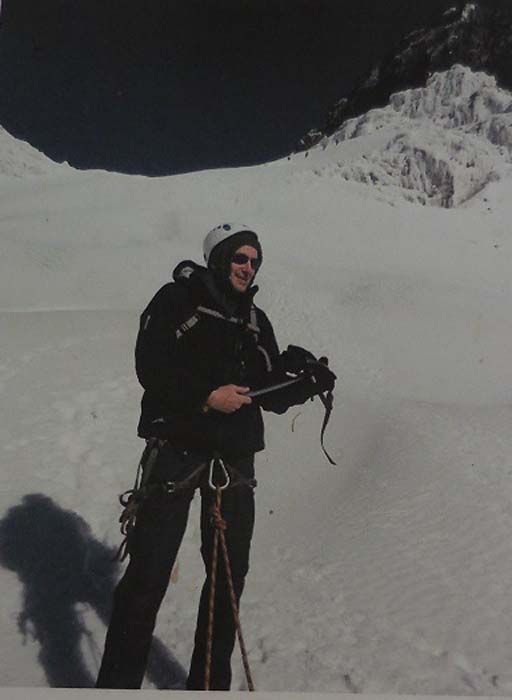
[307,65,512,208]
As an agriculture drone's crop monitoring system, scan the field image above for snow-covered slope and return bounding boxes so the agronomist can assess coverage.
[294,65,512,207]
[2,81,512,695]
[0,126,72,178]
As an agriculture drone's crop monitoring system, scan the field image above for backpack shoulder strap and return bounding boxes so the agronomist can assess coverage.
[176,303,261,340]
[248,305,260,335]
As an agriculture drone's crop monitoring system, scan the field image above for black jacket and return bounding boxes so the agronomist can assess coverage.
[135,261,315,460]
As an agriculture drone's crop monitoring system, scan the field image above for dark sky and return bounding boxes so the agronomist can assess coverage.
[0,0,451,175]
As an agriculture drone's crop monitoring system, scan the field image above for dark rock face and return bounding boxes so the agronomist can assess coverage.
[299,1,512,150]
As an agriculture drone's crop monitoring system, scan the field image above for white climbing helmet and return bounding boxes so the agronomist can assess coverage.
[203,223,256,265]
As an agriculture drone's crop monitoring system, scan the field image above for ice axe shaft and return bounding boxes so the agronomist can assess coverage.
[247,357,329,398]
[247,376,304,398]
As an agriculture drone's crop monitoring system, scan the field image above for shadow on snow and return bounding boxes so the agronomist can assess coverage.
[0,493,187,689]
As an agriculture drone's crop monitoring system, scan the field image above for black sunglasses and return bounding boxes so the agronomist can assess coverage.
[231,252,261,270]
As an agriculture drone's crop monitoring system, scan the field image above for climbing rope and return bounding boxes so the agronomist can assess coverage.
[205,457,255,691]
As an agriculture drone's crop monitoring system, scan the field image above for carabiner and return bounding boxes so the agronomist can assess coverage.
[208,456,231,491]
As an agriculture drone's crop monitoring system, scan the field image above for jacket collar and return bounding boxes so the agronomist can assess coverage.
[172,260,258,318]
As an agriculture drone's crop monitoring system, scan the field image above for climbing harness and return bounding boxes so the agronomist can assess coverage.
[115,441,257,563]
[115,439,207,561]
[204,455,255,692]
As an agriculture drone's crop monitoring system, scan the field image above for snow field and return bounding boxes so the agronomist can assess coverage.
[2,66,512,693]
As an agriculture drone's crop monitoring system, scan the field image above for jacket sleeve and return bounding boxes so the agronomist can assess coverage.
[255,309,317,415]
[135,284,214,415]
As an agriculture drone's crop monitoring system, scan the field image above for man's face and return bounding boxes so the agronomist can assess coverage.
[229,245,259,294]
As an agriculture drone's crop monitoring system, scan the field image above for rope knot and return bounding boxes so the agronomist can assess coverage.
[210,501,227,531]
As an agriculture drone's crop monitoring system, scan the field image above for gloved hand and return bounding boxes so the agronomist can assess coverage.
[281,345,317,375]
[306,359,336,393]
[281,345,336,393]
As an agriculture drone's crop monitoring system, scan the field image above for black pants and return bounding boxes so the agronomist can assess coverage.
[96,450,255,690]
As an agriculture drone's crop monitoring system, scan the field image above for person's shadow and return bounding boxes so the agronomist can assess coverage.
[0,493,187,688]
